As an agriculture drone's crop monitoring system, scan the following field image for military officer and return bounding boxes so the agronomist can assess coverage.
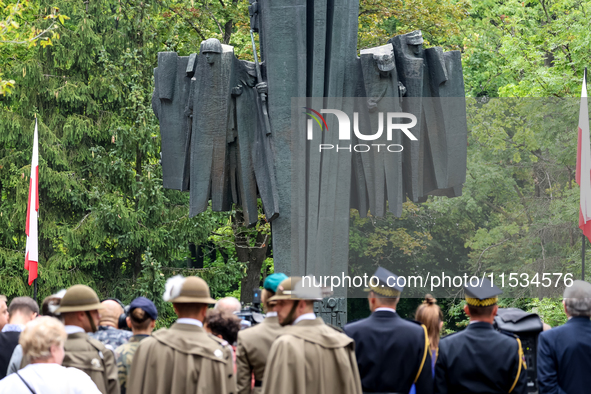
[127,275,235,394]
[236,273,287,394]
[261,277,362,394]
[344,267,433,394]
[55,284,120,394]
[434,278,527,394]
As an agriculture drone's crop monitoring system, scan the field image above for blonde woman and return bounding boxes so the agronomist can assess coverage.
[409,294,443,394]
[0,316,100,394]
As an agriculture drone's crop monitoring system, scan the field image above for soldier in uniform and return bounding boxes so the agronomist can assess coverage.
[344,267,433,394]
[115,297,157,394]
[55,284,120,394]
[90,299,132,351]
[261,277,362,394]
[434,278,527,394]
[236,273,287,394]
[128,276,235,394]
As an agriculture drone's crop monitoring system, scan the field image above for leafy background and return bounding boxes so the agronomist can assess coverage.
[1,0,589,327]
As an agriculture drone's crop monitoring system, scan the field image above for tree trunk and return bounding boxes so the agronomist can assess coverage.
[235,211,269,303]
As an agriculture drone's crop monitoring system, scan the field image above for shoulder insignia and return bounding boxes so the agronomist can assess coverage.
[91,358,101,368]
[214,349,224,359]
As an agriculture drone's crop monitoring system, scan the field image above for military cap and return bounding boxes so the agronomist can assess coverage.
[464,277,502,307]
[55,285,105,313]
[365,267,404,297]
[200,38,222,54]
[405,30,424,46]
[263,273,288,293]
[375,52,395,72]
[130,296,158,320]
[269,277,323,301]
[163,275,216,304]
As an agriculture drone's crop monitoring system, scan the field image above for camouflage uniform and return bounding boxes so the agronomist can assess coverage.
[90,326,133,352]
[115,334,149,394]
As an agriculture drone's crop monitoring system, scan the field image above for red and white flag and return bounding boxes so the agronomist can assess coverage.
[24,118,39,285]
[577,69,591,242]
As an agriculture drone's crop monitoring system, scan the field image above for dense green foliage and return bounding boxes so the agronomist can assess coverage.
[0,0,588,328]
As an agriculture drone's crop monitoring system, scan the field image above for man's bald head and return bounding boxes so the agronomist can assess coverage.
[99,300,123,328]
[214,297,241,314]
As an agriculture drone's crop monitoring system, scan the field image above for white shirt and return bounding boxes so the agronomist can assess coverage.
[293,313,316,326]
[64,325,85,335]
[374,307,396,314]
[0,363,101,394]
[176,318,203,327]
[266,312,278,317]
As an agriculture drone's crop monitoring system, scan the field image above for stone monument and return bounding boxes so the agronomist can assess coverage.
[152,1,468,327]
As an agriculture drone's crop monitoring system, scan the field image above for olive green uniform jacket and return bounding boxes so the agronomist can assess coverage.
[127,323,236,394]
[236,315,283,394]
[261,318,362,394]
[62,332,120,394]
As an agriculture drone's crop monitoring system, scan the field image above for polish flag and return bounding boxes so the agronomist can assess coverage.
[24,118,39,285]
[577,69,591,242]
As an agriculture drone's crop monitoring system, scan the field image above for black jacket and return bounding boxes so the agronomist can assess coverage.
[435,322,527,394]
[344,310,433,394]
[0,331,21,379]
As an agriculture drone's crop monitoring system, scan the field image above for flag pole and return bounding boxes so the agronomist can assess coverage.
[584,68,588,282]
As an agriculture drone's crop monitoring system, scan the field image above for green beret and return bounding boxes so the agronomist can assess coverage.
[264,273,288,293]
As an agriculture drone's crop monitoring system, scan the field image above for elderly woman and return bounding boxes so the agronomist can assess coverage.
[0,316,101,394]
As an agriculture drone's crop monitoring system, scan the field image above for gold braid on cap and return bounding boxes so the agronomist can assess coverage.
[369,285,401,297]
[465,296,498,307]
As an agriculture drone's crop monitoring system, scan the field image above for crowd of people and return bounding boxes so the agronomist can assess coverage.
[0,267,589,394]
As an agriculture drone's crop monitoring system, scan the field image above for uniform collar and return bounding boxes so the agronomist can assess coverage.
[176,318,204,327]
[466,321,494,330]
[293,312,316,326]
[374,307,396,314]
[65,325,86,335]
[566,316,591,324]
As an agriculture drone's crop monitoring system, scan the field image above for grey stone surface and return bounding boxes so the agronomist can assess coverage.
[153,53,192,191]
[153,3,469,326]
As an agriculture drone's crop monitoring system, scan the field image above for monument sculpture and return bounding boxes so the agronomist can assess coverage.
[152,0,468,327]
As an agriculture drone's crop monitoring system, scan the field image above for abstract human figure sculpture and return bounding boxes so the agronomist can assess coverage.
[153,2,468,326]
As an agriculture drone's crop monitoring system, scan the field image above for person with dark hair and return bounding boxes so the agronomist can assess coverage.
[344,268,433,394]
[0,297,38,379]
[236,273,287,394]
[537,280,591,394]
[115,297,157,394]
[205,309,242,345]
[7,290,65,376]
[0,296,8,332]
[128,276,235,394]
[434,278,527,394]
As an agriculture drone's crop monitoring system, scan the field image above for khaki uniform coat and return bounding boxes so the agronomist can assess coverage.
[127,323,235,394]
[62,332,120,394]
[236,315,283,394]
[261,318,362,394]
